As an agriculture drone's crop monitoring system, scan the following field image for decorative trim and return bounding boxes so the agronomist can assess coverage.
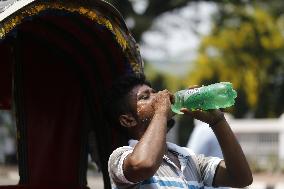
[0,2,127,49]
[0,1,143,73]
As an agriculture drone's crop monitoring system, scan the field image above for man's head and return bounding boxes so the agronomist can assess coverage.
[105,73,175,139]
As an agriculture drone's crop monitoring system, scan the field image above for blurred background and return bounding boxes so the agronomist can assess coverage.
[0,0,284,188]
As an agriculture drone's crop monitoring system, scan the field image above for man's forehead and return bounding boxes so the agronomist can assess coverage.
[130,84,152,96]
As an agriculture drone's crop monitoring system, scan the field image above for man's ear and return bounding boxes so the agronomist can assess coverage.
[119,114,137,128]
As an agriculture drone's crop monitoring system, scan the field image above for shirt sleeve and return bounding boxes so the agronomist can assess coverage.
[108,146,140,187]
[196,153,222,186]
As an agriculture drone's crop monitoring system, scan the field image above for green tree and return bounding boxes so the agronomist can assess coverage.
[105,0,250,41]
[185,4,284,118]
[106,0,197,41]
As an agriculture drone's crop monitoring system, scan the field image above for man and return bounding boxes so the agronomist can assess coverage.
[107,73,253,189]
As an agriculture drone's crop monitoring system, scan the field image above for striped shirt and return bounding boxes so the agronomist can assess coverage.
[108,140,222,189]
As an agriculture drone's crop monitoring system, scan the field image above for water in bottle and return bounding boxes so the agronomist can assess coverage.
[171,82,237,114]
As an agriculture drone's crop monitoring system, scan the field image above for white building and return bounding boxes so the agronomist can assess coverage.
[228,114,284,171]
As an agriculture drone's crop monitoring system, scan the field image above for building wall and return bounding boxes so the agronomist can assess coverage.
[228,114,284,171]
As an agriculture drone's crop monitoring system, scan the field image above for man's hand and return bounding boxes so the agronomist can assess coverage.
[180,108,225,127]
[152,89,174,120]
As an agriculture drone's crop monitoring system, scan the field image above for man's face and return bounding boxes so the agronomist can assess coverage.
[128,84,156,126]
[128,84,175,129]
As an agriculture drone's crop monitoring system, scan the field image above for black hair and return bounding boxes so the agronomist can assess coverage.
[104,73,151,128]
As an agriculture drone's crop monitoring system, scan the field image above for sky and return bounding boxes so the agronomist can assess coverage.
[139,2,217,77]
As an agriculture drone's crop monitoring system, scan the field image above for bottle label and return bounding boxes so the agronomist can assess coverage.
[183,88,201,100]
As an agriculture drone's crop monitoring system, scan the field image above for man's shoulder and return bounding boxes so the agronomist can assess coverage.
[109,146,133,157]
[108,146,133,164]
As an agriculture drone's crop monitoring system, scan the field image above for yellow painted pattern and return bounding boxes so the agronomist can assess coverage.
[0,1,142,73]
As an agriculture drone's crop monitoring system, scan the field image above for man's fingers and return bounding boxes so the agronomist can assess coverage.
[180,108,205,119]
[180,108,190,113]
[187,85,199,90]
[180,108,203,112]
[160,89,174,104]
[170,94,175,104]
[180,108,194,115]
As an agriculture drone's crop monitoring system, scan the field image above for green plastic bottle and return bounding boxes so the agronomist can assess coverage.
[171,82,237,114]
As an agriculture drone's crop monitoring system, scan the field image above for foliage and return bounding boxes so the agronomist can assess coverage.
[105,0,193,41]
[185,4,284,118]
[144,62,184,92]
[105,0,246,41]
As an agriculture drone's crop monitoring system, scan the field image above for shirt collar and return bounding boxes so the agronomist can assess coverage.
[128,139,190,157]
[128,139,138,148]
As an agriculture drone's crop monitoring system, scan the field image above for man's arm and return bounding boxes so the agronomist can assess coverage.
[211,118,253,188]
[181,109,253,188]
[123,90,172,183]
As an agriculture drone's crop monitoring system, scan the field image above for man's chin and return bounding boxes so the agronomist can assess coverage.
[167,119,175,131]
